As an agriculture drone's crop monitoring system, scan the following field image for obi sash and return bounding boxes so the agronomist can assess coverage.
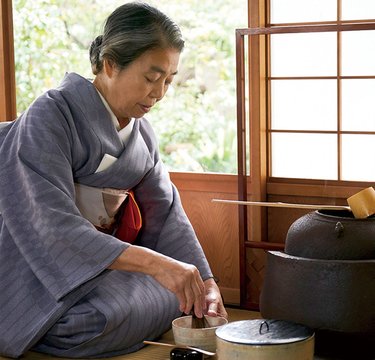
[74,183,142,243]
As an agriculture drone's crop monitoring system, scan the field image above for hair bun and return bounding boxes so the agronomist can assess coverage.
[92,35,103,50]
[89,35,104,75]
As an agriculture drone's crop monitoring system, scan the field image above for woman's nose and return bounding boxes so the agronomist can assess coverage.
[150,82,165,100]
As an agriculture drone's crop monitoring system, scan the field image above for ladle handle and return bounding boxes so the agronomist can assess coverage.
[212,199,351,211]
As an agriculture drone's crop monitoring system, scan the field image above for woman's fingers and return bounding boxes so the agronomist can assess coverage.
[203,277,228,319]
[182,269,205,315]
[207,301,218,316]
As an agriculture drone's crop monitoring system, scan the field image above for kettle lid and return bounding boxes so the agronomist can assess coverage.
[215,319,314,345]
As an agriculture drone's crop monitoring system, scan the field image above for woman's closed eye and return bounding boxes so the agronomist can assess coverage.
[145,76,158,83]
[145,76,174,87]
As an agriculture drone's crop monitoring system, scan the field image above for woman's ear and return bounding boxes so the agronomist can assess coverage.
[103,59,116,78]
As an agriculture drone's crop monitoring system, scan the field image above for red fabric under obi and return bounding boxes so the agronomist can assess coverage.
[92,189,142,244]
[113,190,142,243]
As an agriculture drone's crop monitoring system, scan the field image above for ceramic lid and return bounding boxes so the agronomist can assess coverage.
[215,319,314,345]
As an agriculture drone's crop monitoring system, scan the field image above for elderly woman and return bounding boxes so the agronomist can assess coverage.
[0,2,226,358]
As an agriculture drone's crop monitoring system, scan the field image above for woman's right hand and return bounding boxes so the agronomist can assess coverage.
[109,245,206,317]
[151,255,206,317]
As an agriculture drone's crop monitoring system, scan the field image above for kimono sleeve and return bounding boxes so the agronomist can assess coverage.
[0,95,127,301]
[135,121,213,280]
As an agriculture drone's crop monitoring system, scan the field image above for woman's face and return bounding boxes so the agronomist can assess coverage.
[95,47,180,127]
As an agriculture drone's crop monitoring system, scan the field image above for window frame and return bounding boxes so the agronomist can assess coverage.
[238,5,375,204]
[268,23,375,181]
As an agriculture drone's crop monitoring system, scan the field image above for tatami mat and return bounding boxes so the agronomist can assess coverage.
[0,308,344,360]
[0,308,261,360]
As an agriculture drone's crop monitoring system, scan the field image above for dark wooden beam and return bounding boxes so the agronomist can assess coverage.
[0,0,16,121]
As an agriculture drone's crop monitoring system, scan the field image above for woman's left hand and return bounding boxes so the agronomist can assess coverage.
[203,277,228,319]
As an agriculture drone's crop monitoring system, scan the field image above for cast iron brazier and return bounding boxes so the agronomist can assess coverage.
[260,210,375,358]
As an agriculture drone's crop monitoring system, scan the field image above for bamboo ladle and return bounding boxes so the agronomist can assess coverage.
[212,186,375,219]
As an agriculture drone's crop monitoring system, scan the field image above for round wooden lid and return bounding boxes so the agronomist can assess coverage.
[215,319,314,345]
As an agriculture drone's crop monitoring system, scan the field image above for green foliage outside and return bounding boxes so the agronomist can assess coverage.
[13,0,247,173]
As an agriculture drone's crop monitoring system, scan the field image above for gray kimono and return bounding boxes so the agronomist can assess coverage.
[0,73,212,358]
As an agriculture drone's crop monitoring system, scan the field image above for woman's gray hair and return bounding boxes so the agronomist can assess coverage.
[89,2,184,75]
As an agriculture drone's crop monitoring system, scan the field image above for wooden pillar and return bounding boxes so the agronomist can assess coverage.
[237,0,268,309]
[248,0,268,244]
[0,0,16,121]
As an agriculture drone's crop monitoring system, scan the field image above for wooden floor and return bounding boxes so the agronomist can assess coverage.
[0,307,351,360]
